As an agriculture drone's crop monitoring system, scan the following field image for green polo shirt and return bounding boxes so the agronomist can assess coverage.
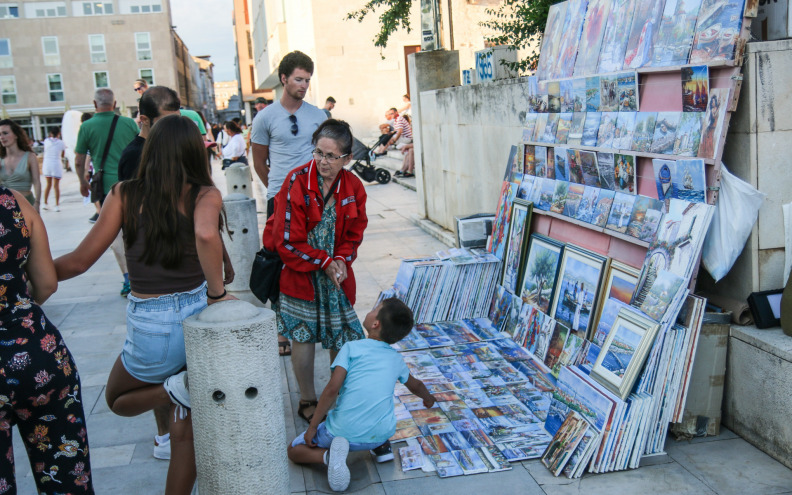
[75,111,139,194]
[180,109,207,135]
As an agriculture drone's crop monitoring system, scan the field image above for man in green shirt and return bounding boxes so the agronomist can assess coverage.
[74,88,139,295]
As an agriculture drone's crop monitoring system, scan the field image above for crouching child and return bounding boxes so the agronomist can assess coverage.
[287,297,435,492]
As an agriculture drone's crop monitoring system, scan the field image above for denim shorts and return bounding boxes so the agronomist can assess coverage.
[291,422,384,451]
[121,283,207,383]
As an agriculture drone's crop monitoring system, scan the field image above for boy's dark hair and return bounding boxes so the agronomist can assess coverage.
[278,51,314,82]
[378,298,414,344]
[326,96,336,104]
[139,86,180,122]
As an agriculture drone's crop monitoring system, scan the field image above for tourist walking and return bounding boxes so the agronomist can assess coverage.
[0,119,41,211]
[42,127,66,211]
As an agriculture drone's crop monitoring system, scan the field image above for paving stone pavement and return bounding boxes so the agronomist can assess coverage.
[10,158,791,494]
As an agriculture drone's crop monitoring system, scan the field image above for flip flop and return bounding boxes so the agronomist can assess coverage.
[278,340,291,356]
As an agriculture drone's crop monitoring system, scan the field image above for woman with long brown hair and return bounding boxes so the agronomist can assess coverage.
[55,115,234,494]
[0,119,41,210]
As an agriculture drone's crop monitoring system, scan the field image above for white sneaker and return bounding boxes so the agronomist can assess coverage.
[54,205,60,212]
[153,436,171,460]
[327,436,350,492]
[163,371,190,409]
[42,204,49,210]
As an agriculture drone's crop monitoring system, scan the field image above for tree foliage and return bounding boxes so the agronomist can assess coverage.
[346,0,413,49]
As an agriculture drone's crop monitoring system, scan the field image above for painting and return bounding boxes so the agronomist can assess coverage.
[550,244,608,338]
[546,147,556,179]
[698,88,728,159]
[591,189,615,227]
[523,144,536,176]
[519,234,565,315]
[528,76,541,114]
[537,2,569,79]
[536,178,557,211]
[591,261,640,341]
[523,114,538,140]
[501,200,533,295]
[623,0,667,69]
[566,149,584,184]
[504,145,519,182]
[563,183,586,218]
[544,322,571,373]
[652,159,675,200]
[605,191,637,234]
[596,152,617,190]
[586,76,601,112]
[533,113,549,142]
[591,308,660,399]
[551,180,569,214]
[578,150,601,186]
[556,113,573,145]
[597,112,619,148]
[582,112,602,146]
[554,148,570,181]
[542,411,590,476]
[503,292,524,337]
[598,0,637,73]
[681,65,709,112]
[613,153,636,193]
[487,181,517,260]
[560,81,575,113]
[548,81,562,113]
[535,146,548,178]
[689,0,746,63]
[573,79,587,113]
[517,175,536,200]
[631,112,658,152]
[567,113,586,146]
[534,316,557,361]
[673,158,707,203]
[575,0,612,76]
[625,195,664,241]
[673,112,703,156]
[489,284,513,331]
[650,112,682,154]
[652,0,705,67]
[575,186,601,224]
[614,111,637,149]
[599,76,620,112]
[554,0,589,78]
[543,113,561,144]
[617,72,639,112]
[524,307,548,354]
[639,269,685,321]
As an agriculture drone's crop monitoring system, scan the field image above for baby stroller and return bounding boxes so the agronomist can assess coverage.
[348,137,391,184]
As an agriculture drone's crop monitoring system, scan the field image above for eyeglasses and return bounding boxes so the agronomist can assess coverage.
[312,149,349,163]
[133,86,145,92]
[289,115,298,136]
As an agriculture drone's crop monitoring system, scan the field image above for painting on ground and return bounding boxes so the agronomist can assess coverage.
[551,246,607,338]
[652,0,705,67]
[520,234,564,315]
[574,0,612,77]
[597,0,637,73]
[554,0,589,78]
[674,112,703,156]
[537,2,569,79]
[689,0,746,63]
[698,88,728,159]
[681,65,709,112]
[501,200,533,295]
[623,0,667,68]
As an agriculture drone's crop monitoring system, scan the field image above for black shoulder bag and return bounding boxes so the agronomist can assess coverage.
[90,114,120,204]
[250,246,283,304]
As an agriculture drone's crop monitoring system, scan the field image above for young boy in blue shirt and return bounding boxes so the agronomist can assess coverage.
[287,297,435,492]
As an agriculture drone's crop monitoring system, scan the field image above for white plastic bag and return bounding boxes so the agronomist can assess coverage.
[702,163,766,282]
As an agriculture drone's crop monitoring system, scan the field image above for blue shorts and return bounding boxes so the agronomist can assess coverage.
[121,283,207,383]
[291,422,384,452]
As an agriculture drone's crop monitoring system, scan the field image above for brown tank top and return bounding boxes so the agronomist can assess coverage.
[124,212,205,294]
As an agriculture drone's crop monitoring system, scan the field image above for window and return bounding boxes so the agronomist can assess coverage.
[138,68,154,85]
[47,73,64,102]
[135,32,151,61]
[93,71,109,88]
[0,76,17,104]
[121,0,161,14]
[0,39,11,69]
[42,36,60,66]
[26,2,66,17]
[88,34,106,63]
[75,1,114,15]
[0,4,20,18]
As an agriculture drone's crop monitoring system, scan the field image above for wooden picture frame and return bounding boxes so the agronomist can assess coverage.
[518,234,565,315]
[501,200,533,294]
[589,260,641,341]
[550,244,608,338]
[591,308,661,400]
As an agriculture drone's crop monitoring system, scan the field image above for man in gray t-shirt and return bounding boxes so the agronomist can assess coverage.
[251,51,326,217]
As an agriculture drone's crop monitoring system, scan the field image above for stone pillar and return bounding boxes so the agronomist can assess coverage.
[225,163,253,198]
[221,193,260,304]
[407,50,460,219]
[183,300,288,494]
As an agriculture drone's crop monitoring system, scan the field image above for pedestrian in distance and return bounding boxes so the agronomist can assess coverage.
[42,127,66,211]
[323,96,336,118]
[221,120,247,169]
[54,115,236,495]
[0,119,42,211]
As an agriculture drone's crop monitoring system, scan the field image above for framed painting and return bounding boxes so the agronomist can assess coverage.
[519,234,565,315]
[590,260,641,341]
[501,200,534,295]
[591,308,661,400]
[550,244,608,338]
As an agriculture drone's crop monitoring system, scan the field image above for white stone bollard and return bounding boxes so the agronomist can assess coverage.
[222,193,260,296]
[225,163,253,198]
[183,300,288,495]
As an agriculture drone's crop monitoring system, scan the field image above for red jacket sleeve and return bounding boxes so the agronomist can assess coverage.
[334,179,368,264]
[269,176,332,272]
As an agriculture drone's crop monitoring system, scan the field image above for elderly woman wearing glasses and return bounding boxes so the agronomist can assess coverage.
[262,119,368,424]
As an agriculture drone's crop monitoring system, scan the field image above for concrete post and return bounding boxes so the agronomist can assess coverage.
[183,300,288,494]
[221,193,260,302]
[225,163,253,198]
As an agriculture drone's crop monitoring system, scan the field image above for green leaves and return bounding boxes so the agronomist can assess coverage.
[346,0,413,49]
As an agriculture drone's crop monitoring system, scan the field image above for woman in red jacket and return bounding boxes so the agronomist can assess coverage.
[262,119,368,423]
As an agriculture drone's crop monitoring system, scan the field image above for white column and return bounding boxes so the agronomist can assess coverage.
[224,163,253,198]
[221,193,261,304]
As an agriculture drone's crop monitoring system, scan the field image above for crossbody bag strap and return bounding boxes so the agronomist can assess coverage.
[97,114,120,172]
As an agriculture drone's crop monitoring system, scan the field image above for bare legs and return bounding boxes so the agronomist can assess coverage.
[288,443,326,464]
[43,177,60,207]
[290,342,338,419]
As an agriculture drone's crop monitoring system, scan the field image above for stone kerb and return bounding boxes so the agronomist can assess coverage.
[225,163,253,198]
[222,193,260,298]
[183,300,288,494]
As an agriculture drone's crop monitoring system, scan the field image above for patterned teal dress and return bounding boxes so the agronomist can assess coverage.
[274,175,364,351]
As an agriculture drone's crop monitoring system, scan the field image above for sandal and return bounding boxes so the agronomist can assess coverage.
[297,399,318,423]
[278,340,291,356]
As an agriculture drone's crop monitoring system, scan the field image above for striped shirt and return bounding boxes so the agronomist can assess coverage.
[394,115,412,140]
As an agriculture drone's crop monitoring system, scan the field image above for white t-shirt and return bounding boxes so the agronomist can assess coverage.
[222,133,246,160]
[43,137,66,166]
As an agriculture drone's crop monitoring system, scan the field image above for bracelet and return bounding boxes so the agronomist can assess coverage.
[207,289,227,300]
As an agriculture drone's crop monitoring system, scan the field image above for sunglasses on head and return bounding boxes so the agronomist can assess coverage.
[289,115,298,136]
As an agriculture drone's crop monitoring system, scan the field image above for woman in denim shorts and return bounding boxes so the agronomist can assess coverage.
[55,115,235,494]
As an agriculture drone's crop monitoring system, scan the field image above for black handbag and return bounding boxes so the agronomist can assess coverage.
[90,114,119,204]
[250,247,283,304]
